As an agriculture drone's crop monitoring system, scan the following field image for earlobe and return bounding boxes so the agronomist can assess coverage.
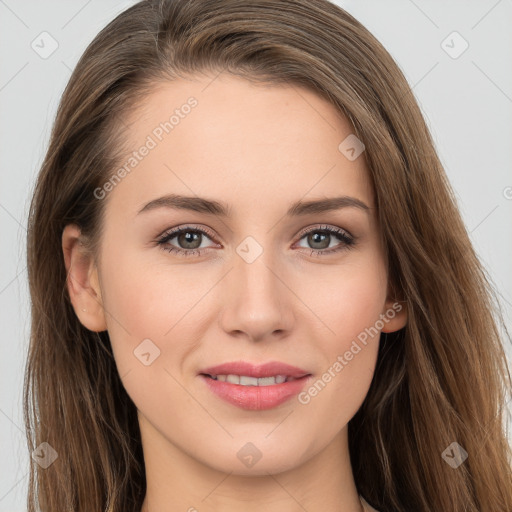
[381,299,408,333]
[62,224,107,332]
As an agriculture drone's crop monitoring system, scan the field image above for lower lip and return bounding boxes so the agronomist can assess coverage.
[200,374,311,410]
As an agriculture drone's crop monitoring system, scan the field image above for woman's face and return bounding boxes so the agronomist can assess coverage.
[66,73,406,476]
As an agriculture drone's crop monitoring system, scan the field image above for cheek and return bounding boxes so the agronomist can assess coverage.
[98,251,204,418]
[101,239,201,328]
[296,255,386,416]
[334,277,386,348]
[304,252,387,347]
[99,245,219,376]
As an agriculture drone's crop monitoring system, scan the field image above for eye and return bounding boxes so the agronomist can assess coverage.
[156,225,218,257]
[294,224,356,256]
[156,224,356,257]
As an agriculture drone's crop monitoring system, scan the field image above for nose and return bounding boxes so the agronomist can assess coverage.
[218,245,295,343]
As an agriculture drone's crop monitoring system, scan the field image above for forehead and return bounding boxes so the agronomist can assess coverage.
[108,73,373,217]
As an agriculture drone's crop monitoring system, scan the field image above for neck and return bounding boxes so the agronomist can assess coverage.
[138,412,364,512]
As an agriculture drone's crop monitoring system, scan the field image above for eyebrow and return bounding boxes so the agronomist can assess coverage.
[137,194,370,217]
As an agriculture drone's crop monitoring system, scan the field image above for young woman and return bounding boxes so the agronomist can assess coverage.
[24,1,512,511]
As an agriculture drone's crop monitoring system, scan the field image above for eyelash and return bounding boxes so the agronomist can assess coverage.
[156,224,356,258]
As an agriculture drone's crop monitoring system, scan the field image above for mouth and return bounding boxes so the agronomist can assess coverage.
[198,361,312,410]
[200,374,306,385]
[199,360,310,380]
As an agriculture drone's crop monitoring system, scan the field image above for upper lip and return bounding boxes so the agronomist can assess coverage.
[200,361,311,379]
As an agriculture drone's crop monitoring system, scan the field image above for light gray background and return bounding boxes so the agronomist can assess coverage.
[1,1,511,510]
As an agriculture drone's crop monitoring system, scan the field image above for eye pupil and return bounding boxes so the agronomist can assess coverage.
[178,231,201,249]
[309,232,330,249]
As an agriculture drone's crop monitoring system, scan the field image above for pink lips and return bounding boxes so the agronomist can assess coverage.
[199,360,312,410]
[201,361,310,379]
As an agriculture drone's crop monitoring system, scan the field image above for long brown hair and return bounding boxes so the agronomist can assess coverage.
[24,0,512,510]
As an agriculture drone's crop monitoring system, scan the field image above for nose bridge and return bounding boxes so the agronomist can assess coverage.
[219,233,293,340]
[237,242,279,300]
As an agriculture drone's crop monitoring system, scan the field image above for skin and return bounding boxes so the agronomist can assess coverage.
[62,73,407,512]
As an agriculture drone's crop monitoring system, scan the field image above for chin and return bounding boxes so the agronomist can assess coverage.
[199,440,310,476]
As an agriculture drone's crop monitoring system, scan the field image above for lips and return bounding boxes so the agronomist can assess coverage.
[199,360,310,379]
[199,360,312,410]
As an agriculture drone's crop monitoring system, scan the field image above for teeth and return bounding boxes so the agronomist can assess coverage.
[226,374,240,384]
[240,376,258,386]
[210,374,289,386]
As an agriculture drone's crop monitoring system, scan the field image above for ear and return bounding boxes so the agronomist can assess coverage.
[62,224,107,332]
[380,296,408,333]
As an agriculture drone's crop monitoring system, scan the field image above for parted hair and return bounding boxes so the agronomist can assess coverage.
[25,1,512,511]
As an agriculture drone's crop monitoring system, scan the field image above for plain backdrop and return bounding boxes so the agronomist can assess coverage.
[1,1,511,510]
